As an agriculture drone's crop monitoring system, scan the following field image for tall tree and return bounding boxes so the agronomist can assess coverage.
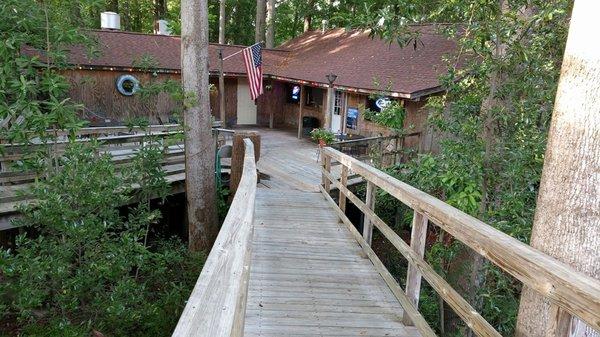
[303,0,314,32]
[107,0,119,12]
[154,0,167,20]
[516,1,600,336]
[181,0,218,251]
[218,0,226,43]
[265,0,276,48]
[255,0,266,43]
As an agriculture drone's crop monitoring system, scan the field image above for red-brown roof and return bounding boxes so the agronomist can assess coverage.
[44,30,284,75]
[35,27,458,98]
[273,26,458,97]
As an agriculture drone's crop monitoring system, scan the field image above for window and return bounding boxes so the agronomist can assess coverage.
[305,87,323,107]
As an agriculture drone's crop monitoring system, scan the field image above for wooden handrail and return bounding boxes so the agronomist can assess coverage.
[172,138,257,337]
[320,146,600,335]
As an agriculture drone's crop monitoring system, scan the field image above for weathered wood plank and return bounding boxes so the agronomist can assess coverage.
[171,139,256,337]
[319,184,437,337]
[403,211,428,325]
[363,180,376,245]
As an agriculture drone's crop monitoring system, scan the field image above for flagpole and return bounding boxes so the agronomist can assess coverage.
[221,42,263,61]
[218,48,226,127]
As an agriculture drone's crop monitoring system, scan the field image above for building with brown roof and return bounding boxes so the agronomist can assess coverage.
[53,25,458,150]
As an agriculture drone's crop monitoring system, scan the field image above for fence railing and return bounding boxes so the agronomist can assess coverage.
[172,139,257,337]
[0,124,232,216]
[320,146,600,336]
[330,131,421,166]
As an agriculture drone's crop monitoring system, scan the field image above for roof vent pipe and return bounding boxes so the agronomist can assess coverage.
[154,20,171,35]
[101,12,121,30]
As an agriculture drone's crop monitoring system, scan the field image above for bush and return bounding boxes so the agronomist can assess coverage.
[310,128,336,144]
[0,143,204,336]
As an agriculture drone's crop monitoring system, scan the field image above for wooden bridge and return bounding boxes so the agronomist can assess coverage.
[172,130,600,337]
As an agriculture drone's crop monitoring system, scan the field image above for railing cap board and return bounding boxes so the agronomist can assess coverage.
[322,146,600,330]
[172,139,257,337]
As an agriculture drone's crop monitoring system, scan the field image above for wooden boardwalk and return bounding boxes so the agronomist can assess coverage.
[173,128,600,337]
[242,129,420,337]
[246,189,419,337]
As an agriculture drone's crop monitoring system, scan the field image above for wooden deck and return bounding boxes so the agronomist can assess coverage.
[246,188,419,337]
[239,129,419,336]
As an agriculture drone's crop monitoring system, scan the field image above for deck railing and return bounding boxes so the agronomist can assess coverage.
[320,146,600,336]
[0,124,232,216]
[330,131,421,166]
[172,138,257,337]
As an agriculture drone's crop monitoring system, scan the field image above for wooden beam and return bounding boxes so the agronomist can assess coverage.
[172,139,257,337]
[322,146,600,330]
[338,165,348,213]
[230,132,260,195]
[363,181,375,245]
[403,211,428,325]
[320,153,331,193]
[297,85,305,139]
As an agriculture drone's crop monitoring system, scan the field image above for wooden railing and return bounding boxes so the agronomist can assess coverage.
[330,131,421,166]
[319,146,600,336]
[0,124,232,216]
[172,138,257,337]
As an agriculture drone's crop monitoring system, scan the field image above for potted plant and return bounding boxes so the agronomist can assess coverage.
[310,128,335,147]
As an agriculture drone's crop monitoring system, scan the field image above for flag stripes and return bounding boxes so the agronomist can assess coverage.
[242,43,263,101]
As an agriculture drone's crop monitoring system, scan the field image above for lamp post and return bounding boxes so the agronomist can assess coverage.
[324,73,337,130]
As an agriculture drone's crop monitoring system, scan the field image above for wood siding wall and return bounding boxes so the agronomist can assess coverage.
[63,69,239,126]
[210,77,238,126]
[63,69,180,125]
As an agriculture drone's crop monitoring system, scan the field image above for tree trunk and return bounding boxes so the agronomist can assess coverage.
[218,0,225,44]
[255,0,266,43]
[181,0,218,251]
[265,0,275,48]
[516,1,600,336]
[321,0,331,32]
[154,0,167,20]
[107,0,119,12]
[303,0,313,32]
[303,16,311,32]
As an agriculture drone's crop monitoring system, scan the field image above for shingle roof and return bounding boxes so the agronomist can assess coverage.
[49,30,283,75]
[41,26,458,98]
[273,26,458,97]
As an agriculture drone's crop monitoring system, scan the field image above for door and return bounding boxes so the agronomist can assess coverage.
[237,81,257,125]
[330,90,345,133]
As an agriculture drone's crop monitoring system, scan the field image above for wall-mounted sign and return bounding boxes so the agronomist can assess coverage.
[367,96,393,113]
[290,85,301,102]
[346,107,359,130]
[375,97,392,110]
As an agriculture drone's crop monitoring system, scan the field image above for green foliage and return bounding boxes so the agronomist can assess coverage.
[364,101,406,132]
[0,0,91,145]
[310,128,335,144]
[1,1,203,335]
[1,143,204,336]
[353,0,572,334]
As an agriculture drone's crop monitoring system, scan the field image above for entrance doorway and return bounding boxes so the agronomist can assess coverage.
[237,81,257,125]
[330,90,345,133]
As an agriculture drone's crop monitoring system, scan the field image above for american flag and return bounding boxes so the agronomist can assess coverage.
[242,43,263,101]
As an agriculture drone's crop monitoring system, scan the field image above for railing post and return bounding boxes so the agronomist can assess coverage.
[231,131,260,195]
[363,181,376,245]
[339,165,348,212]
[546,304,573,337]
[321,151,331,192]
[403,211,428,325]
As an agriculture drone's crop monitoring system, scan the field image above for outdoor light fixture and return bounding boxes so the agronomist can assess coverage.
[326,73,337,85]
